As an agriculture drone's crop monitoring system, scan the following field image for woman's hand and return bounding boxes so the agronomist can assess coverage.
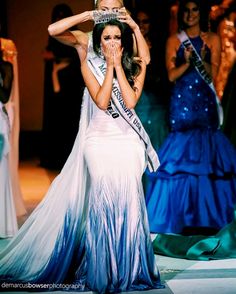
[52,60,70,93]
[184,46,193,64]
[200,32,208,61]
[112,44,123,68]
[200,43,207,61]
[103,43,123,68]
[103,43,115,67]
[117,7,150,64]
[118,8,138,31]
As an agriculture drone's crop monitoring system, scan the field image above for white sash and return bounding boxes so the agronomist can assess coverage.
[87,54,159,172]
[178,31,223,126]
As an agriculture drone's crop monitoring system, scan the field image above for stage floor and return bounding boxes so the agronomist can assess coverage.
[0,158,236,293]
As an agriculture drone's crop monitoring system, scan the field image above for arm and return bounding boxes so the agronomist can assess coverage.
[48,11,93,48]
[113,44,146,109]
[166,35,191,82]
[82,44,146,110]
[119,9,150,64]
[0,62,13,104]
[115,61,146,109]
[200,32,221,83]
[52,61,70,93]
[80,45,114,110]
[82,65,114,110]
[132,25,150,65]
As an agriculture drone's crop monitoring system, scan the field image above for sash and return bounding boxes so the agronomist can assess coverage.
[87,55,160,172]
[178,31,223,127]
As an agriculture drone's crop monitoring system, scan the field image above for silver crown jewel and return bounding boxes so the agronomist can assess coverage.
[93,10,121,25]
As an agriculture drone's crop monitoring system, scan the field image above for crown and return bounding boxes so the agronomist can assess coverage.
[93,10,121,25]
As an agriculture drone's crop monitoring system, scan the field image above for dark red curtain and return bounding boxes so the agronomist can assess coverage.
[0,0,7,37]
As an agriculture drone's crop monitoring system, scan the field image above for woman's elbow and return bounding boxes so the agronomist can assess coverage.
[125,93,140,109]
[125,99,137,109]
[127,103,136,109]
[143,55,151,65]
[168,72,176,83]
[96,101,109,111]
[48,24,56,36]
[98,105,108,111]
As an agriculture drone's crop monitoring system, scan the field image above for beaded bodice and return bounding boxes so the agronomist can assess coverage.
[169,35,219,131]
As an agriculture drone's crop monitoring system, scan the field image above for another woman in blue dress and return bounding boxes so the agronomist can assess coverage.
[0,1,163,292]
[146,0,236,240]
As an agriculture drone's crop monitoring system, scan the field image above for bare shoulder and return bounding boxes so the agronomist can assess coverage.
[167,34,181,50]
[168,33,180,44]
[208,31,220,42]
[201,31,220,45]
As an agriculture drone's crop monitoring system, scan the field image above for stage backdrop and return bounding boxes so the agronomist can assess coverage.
[6,0,94,131]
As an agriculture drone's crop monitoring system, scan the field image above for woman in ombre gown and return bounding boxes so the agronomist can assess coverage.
[0,5,163,293]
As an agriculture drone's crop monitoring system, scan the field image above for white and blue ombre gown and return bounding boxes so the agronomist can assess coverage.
[0,75,162,291]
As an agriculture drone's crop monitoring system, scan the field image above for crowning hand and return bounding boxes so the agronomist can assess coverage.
[117,8,138,31]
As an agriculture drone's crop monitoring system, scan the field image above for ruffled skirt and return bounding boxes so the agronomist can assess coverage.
[146,128,236,234]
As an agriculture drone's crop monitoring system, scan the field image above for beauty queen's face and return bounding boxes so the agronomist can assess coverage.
[101,25,122,52]
[97,0,123,11]
[183,2,200,27]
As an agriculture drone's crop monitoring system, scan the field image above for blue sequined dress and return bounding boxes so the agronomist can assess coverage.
[146,35,236,234]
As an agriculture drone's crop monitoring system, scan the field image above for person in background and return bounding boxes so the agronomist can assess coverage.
[134,7,169,192]
[0,33,27,218]
[215,0,236,99]
[169,0,179,35]
[146,0,236,259]
[221,59,236,147]
[210,0,235,32]
[221,16,236,147]
[0,47,18,238]
[40,3,84,170]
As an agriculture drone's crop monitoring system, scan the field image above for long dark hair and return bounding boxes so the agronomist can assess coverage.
[93,19,141,87]
[177,0,210,32]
